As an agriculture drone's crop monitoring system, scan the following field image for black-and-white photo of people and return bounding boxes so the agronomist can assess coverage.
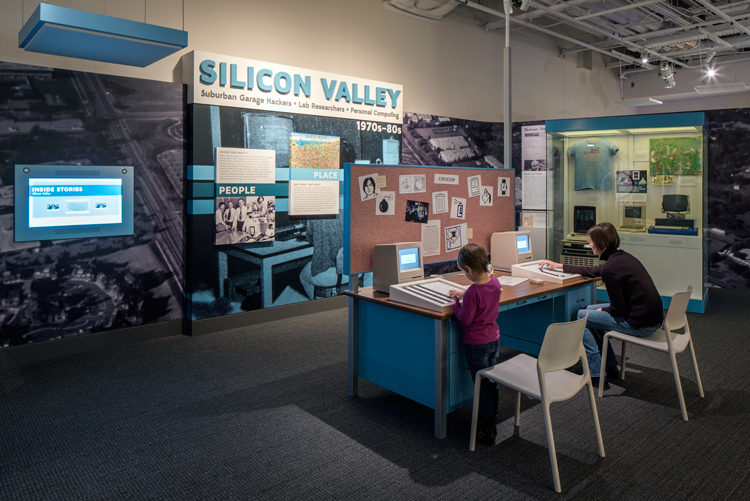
[214,196,277,245]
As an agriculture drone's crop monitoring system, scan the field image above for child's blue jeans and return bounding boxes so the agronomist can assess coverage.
[465,340,499,419]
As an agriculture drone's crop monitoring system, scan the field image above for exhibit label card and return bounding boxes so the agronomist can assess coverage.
[434,173,459,185]
[421,220,441,257]
[216,147,275,184]
[289,180,339,216]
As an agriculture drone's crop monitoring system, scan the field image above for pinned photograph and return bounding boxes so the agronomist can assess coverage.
[524,159,546,172]
[359,173,379,201]
[432,191,448,214]
[445,223,467,252]
[405,200,429,223]
[451,196,467,219]
[399,175,413,194]
[498,177,511,197]
[468,175,482,197]
[413,174,427,193]
[479,186,493,206]
[376,191,395,216]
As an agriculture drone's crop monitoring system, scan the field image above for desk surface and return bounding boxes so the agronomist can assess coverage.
[343,272,595,320]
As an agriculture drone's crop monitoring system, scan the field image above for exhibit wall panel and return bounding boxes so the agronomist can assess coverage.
[186,103,401,320]
[0,61,185,349]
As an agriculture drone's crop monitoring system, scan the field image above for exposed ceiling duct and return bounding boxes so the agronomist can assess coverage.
[382,0,461,21]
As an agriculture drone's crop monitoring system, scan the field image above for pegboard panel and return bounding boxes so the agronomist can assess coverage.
[344,163,515,274]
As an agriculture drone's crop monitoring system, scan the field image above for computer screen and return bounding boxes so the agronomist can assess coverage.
[573,206,596,234]
[516,233,530,255]
[14,165,134,242]
[662,194,689,213]
[624,206,642,218]
[398,247,421,272]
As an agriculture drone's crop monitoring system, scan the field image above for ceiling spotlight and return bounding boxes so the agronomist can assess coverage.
[660,61,676,88]
[707,68,716,78]
[520,0,532,11]
[706,49,717,63]
[640,52,648,64]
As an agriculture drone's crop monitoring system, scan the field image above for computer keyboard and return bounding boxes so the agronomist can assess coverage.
[408,281,456,304]
[652,225,692,231]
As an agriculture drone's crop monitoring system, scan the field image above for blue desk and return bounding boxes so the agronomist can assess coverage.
[344,273,594,438]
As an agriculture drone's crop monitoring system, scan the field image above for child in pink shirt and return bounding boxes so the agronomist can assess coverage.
[449,243,502,445]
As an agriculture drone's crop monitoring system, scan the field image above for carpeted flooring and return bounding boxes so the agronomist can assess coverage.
[1,288,749,500]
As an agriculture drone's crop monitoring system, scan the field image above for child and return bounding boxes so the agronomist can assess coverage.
[449,243,502,445]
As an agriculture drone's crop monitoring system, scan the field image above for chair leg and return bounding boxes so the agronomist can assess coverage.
[599,334,610,397]
[469,373,483,451]
[541,401,561,493]
[688,340,705,398]
[668,351,689,421]
[620,339,627,380]
[514,391,521,427]
[585,378,606,458]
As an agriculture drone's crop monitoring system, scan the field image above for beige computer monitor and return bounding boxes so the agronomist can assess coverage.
[491,231,533,272]
[372,242,424,293]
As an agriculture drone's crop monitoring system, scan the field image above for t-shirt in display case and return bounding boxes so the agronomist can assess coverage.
[545,112,708,313]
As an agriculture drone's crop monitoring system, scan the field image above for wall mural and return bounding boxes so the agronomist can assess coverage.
[0,62,185,348]
[705,108,750,290]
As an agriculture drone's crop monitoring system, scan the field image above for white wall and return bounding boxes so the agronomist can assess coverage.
[1,0,745,122]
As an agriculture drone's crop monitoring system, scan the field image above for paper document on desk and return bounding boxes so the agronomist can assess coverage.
[498,276,528,286]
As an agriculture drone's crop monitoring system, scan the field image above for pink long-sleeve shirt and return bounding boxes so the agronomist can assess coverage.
[453,277,501,345]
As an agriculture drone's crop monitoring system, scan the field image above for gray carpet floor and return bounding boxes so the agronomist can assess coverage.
[1,288,749,500]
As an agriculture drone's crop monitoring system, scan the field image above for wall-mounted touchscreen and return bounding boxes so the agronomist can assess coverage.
[14,165,134,242]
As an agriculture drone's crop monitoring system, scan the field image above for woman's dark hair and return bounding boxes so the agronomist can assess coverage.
[363,177,375,192]
[457,243,489,274]
[587,222,620,252]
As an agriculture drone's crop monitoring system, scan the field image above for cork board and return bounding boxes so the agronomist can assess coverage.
[344,163,515,274]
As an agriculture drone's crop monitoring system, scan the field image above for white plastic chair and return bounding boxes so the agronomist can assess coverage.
[469,315,605,493]
[598,289,704,421]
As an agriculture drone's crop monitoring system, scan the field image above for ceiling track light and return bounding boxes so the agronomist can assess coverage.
[520,0,532,11]
[660,61,676,88]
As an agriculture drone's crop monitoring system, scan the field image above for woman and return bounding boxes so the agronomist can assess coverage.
[539,222,663,388]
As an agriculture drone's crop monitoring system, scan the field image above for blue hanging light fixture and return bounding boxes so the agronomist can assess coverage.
[19,2,188,67]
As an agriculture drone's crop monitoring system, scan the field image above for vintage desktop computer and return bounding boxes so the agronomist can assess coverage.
[560,206,599,267]
[567,205,597,240]
[372,242,425,293]
[490,230,533,273]
[649,194,697,234]
[619,204,647,232]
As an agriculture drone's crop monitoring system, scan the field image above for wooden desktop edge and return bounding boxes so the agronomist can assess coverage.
[342,272,597,320]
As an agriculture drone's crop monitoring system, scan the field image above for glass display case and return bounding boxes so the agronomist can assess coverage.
[545,112,707,312]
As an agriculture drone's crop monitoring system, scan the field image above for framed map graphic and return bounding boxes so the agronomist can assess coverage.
[649,136,702,176]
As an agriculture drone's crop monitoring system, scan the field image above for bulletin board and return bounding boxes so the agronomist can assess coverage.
[344,163,515,274]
